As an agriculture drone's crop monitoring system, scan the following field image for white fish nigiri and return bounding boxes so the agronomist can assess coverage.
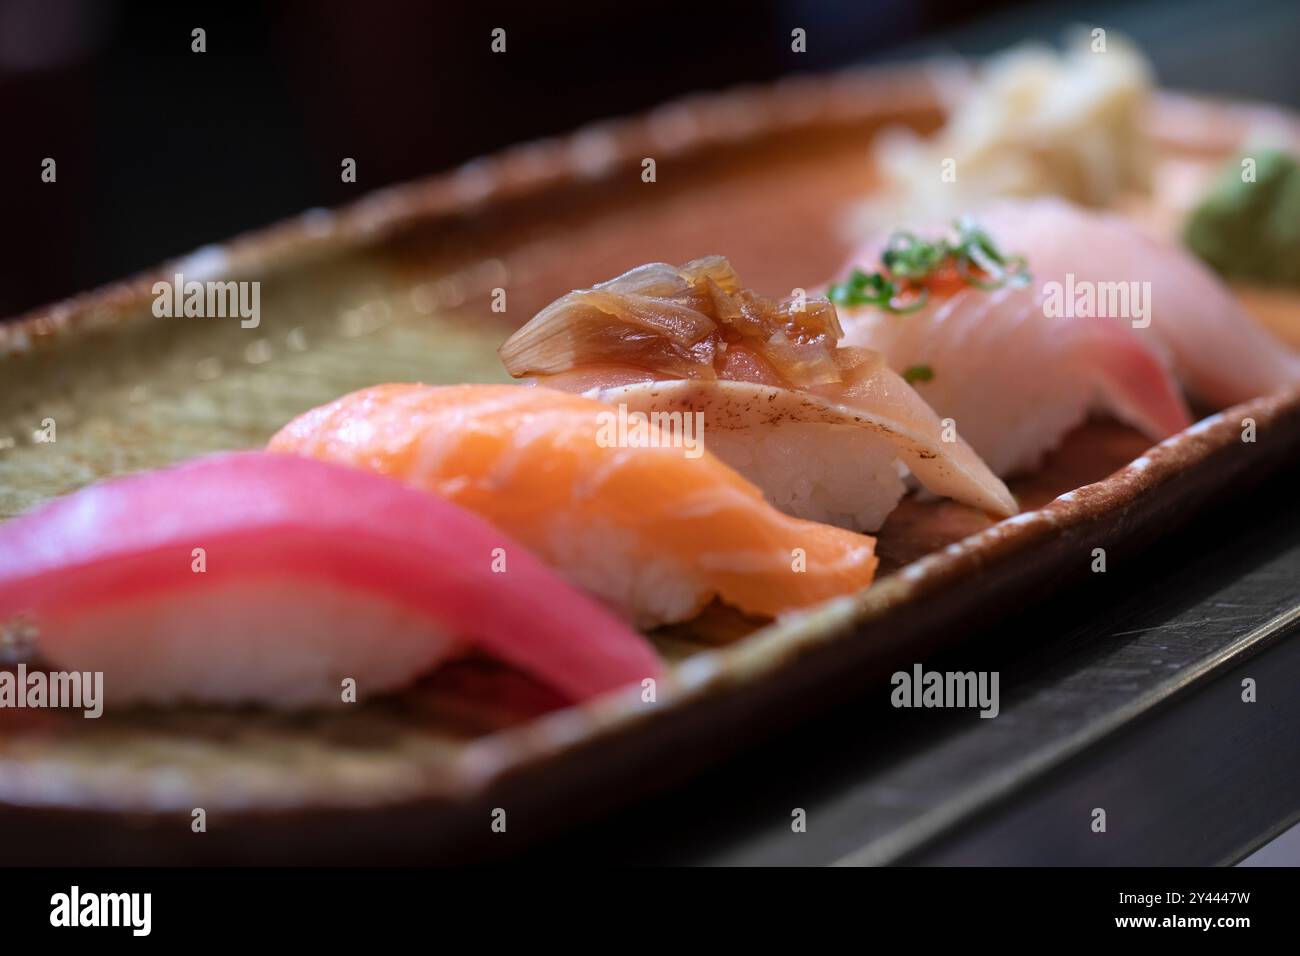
[499,256,1017,531]
[968,198,1300,407]
[835,216,1193,476]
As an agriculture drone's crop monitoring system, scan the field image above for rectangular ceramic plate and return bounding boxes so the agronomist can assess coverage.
[2,64,1298,863]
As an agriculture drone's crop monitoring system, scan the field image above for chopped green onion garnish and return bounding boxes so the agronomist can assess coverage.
[827,269,929,313]
[829,218,1031,313]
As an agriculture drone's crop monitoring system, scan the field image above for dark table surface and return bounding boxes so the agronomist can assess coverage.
[4,0,1297,319]
[882,0,1300,110]
[502,456,1300,865]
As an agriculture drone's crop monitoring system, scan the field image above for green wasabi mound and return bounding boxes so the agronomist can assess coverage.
[1184,148,1300,286]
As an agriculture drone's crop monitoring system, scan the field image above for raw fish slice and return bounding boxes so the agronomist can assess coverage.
[538,369,1019,529]
[270,384,879,628]
[0,452,659,707]
[500,257,1017,528]
[969,198,1300,407]
[839,283,1192,476]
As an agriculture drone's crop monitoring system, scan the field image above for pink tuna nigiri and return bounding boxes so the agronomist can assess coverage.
[834,216,1193,476]
[0,452,659,707]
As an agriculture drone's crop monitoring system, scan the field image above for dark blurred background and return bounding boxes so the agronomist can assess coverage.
[1,0,1297,317]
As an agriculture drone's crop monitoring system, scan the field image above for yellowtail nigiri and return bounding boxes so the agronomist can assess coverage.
[832,214,1193,476]
[970,198,1300,408]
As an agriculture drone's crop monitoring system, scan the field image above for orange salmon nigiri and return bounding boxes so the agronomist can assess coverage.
[270,384,877,628]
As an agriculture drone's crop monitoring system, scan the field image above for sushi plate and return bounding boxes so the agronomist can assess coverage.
[1,65,1299,864]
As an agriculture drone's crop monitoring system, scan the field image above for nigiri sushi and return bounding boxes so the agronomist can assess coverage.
[833,216,1193,476]
[0,452,659,707]
[269,384,879,628]
[919,198,1299,407]
[497,256,1017,530]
